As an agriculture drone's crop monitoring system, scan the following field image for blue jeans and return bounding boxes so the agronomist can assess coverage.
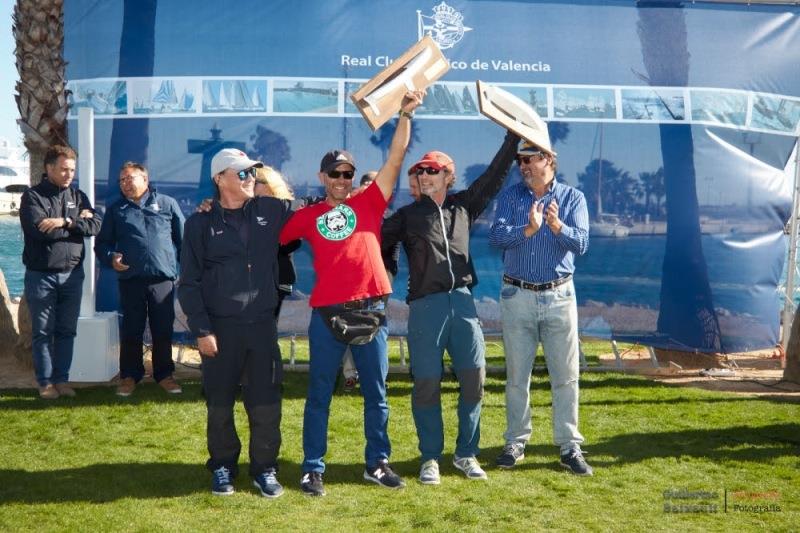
[500,280,584,453]
[24,268,85,387]
[408,287,485,461]
[303,307,390,473]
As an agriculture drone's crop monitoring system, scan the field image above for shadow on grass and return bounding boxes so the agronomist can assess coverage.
[0,457,466,503]
[476,423,800,472]
[585,422,800,466]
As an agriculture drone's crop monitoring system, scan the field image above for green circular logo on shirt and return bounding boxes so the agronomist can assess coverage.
[316,204,357,241]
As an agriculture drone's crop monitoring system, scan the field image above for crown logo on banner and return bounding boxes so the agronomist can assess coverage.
[417,2,472,50]
[433,2,461,23]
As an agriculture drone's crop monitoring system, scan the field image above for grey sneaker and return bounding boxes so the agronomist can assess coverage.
[560,448,593,476]
[453,456,488,480]
[496,442,525,469]
[253,468,283,498]
[419,459,440,485]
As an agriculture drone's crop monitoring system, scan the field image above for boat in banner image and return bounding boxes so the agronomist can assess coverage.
[590,213,630,238]
[0,138,29,216]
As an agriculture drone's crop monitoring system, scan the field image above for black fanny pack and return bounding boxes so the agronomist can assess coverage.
[317,299,385,345]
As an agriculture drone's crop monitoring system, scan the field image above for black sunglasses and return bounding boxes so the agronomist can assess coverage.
[517,152,546,165]
[235,167,258,180]
[328,170,355,180]
[415,167,441,176]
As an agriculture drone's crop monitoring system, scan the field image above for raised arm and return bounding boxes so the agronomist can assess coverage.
[375,90,426,201]
[461,130,520,221]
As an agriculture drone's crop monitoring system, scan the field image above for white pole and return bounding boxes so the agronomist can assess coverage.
[781,136,800,357]
[78,107,96,318]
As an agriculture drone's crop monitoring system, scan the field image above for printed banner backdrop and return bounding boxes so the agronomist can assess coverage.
[64,0,800,353]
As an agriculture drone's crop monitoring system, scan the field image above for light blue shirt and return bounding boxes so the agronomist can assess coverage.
[489,180,589,283]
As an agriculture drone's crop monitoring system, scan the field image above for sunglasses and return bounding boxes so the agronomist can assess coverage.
[415,167,442,176]
[328,170,355,180]
[517,152,546,165]
[235,167,258,180]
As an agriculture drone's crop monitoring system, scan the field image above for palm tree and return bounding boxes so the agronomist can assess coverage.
[577,159,637,219]
[13,0,69,185]
[249,125,291,170]
[639,167,665,218]
[12,0,69,368]
[638,3,722,352]
[106,0,157,206]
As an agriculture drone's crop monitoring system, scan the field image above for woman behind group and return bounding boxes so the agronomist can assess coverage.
[254,166,299,317]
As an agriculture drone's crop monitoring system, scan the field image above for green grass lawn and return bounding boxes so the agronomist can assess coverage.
[277,335,606,368]
[1,360,798,531]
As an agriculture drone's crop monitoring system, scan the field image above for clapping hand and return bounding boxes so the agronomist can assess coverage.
[545,200,562,235]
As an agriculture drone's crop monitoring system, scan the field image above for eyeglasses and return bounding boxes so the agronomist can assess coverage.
[328,170,355,180]
[235,167,258,180]
[517,152,546,165]
[415,167,441,176]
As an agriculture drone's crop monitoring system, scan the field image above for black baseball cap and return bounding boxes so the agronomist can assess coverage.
[320,149,356,174]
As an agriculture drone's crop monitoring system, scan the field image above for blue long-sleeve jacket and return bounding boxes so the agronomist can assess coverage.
[95,188,184,280]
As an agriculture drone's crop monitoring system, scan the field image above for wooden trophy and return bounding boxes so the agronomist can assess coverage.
[476,80,556,155]
[350,36,450,131]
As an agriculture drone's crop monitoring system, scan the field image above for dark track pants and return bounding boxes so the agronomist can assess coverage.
[201,317,283,477]
[118,277,176,383]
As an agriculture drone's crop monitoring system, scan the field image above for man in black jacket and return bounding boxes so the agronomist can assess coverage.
[178,148,291,498]
[381,131,519,484]
[19,144,101,399]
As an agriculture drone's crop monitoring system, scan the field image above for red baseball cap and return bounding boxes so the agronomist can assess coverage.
[409,151,455,174]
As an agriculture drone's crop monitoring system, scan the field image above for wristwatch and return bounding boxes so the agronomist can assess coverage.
[399,109,414,119]
[63,217,72,228]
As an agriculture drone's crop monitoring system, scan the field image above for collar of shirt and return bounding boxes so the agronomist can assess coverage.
[524,178,557,201]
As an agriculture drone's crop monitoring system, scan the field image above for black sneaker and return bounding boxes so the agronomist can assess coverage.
[496,442,525,469]
[211,466,235,496]
[253,468,283,498]
[560,448,593,476]
[300,471,326,496]
[364,460,406,489]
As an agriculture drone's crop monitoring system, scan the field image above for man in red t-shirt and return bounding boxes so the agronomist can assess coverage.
[280,90,424,497]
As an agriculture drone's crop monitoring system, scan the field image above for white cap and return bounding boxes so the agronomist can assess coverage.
[210,148,263,176]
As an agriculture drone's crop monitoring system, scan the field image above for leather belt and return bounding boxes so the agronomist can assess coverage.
[503,274,572,292]
[339,297,378,310]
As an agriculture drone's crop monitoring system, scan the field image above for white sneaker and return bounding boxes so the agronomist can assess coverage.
[453,456,488,480]
[419,459,441,485]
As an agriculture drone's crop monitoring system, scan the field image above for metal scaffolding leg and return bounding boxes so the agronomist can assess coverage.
[647,346,660,368]
[399,336,407,368]
[781,136,800,361]
[611,340,623,369]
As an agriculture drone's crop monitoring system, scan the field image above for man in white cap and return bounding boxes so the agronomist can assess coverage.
[179,148,292,497]
[488,134,592,476]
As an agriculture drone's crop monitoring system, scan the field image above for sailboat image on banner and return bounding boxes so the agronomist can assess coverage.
[350,36,449,131]
[476,80,556,156]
